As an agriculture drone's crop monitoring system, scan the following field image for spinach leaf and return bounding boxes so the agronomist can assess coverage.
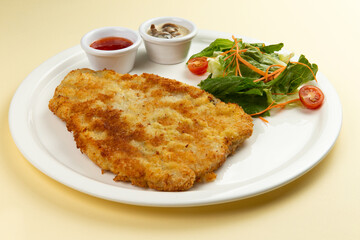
[198,76,271,115]
[198,75,264,96]
[224,91,271,116]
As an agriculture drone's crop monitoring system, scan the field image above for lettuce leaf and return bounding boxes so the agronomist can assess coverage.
[188,38,233,59]
[259,43,284,53]
[193,39,289,79]
[267,54,318,96]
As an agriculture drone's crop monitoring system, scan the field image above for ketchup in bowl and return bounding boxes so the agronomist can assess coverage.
[90,36,133,50]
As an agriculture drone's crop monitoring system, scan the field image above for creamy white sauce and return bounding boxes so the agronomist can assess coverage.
[147,23,190,39]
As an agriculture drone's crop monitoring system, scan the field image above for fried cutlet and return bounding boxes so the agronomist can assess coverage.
[48,68,253,191]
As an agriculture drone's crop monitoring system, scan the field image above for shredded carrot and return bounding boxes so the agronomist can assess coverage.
[221,37,238,56]
[254,61,315,83]
[236,54,266,76]
[250,101,275,116]
[221,49,235,56]
[264,64,284,82]
[234,38,241,76]
[230,35,267,76]
[250,98,300,116]
[222,36,266,77]
[273,69,283,79]
[223,53,236,77]
[254,46,262,52]
[223,52,236,61]
[222,49,247,59]
[274,98,300,109]
[254,66,286,82]
[236,59,241,76]
[258,116,269,123]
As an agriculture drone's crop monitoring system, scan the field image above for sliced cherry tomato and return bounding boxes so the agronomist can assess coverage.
[187,57,208,75]
[299,85,324,109]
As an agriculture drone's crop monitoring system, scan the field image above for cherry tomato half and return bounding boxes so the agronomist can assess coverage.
[187,57,208,75]
[299,85,324,109]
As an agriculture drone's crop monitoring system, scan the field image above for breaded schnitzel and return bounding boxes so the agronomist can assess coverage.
[49,69,253,191]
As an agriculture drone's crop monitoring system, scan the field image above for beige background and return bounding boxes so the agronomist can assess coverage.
[1,0,359,239]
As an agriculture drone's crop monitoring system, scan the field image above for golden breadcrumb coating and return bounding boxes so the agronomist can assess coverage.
[49,68,253,191]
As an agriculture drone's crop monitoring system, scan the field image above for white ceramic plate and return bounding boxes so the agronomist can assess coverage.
[9,30,342,207]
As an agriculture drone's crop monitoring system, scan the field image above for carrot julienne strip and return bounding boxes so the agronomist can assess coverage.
[258,116,269,123]
[233,37,241,76]
[223,53,236,77]
[250,101,275,116]
[236,54,266,76]
[254,65,286,83]
[221,49,235,56]
[264,64,285,82]
[223,52,236,61]
[273,69,284,79]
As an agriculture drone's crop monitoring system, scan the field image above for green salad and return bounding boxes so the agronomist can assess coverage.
[187,37,322,117]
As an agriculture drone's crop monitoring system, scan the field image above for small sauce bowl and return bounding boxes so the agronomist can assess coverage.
[81,26,141,73]
[139,17,197,64]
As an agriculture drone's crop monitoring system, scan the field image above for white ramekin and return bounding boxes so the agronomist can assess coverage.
[80,26,141,73]
[139,17,197,64]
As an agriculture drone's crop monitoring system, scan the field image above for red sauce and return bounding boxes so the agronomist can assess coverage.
[90,36,133,50]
